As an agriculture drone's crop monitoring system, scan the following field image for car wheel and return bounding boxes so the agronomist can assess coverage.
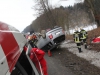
[41,30,46,39]
[11,62,28,75]
[42,34,46,39]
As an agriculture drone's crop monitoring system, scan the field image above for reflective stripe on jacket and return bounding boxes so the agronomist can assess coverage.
[73,31,81,43]
[80,29,87,39]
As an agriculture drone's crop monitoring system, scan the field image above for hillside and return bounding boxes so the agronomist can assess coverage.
[23,2,93,33]
[66,27,100,51]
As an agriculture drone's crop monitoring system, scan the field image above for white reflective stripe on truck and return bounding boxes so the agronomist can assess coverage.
[12,31,27,53]
[6,71,10,75]
[0,45,9,75]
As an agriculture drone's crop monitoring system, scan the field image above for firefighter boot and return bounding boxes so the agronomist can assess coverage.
[85,45,87,49]
[78,48,82,53]
[81,40,83,45]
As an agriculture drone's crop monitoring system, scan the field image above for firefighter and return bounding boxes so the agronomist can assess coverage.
[73,28,82,53]
[23,46,48,75]
[28,33,37,48]
[80,27,88,49]
[30,48,48,75]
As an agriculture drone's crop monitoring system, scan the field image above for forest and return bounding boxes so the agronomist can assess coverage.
[23,0,100,34]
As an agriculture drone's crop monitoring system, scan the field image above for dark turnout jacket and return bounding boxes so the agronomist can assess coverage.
[80,29,88,39]
[73,31,81,43]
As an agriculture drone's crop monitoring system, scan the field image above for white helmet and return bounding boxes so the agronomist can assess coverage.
[75,27,78,31]
[80,26,83,30]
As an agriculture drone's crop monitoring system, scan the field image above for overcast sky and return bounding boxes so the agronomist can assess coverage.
[0,0,83,32]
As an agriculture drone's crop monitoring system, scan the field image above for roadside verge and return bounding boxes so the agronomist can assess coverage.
[60,40,100,69]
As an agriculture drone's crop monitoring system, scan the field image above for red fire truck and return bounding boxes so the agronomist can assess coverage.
[0,21,44,75]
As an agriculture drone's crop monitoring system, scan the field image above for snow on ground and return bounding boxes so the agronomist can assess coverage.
[66,24,97,34]
[60,41,100,68]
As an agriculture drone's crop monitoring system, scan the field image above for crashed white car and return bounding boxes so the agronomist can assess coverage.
[36,26,65,51]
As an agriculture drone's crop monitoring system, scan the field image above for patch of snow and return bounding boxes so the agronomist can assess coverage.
[67,24,97,34]
[60,41,100,68]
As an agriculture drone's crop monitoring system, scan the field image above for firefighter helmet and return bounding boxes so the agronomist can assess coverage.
[75,27,78,31]
[80,26,83,30]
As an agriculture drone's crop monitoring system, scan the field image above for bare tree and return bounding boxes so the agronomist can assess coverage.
[33,0,57,28]
[84,0,100,27]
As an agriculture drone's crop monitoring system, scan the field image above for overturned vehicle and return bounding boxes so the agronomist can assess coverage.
[35,26,65,51]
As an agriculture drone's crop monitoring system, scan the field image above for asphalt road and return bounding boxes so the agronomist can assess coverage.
[44,49,75,75]
[44,47,100,75]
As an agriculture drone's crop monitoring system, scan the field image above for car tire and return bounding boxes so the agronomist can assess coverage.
[41,30,46,39]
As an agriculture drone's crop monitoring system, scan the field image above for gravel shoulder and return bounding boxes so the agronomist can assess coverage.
[60,41,100,68]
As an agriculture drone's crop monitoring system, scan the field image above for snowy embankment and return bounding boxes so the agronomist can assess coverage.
[60,40,100,69]
[66,24,97,34]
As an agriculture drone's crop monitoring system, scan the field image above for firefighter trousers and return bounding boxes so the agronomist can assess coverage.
[76,43,82,53]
